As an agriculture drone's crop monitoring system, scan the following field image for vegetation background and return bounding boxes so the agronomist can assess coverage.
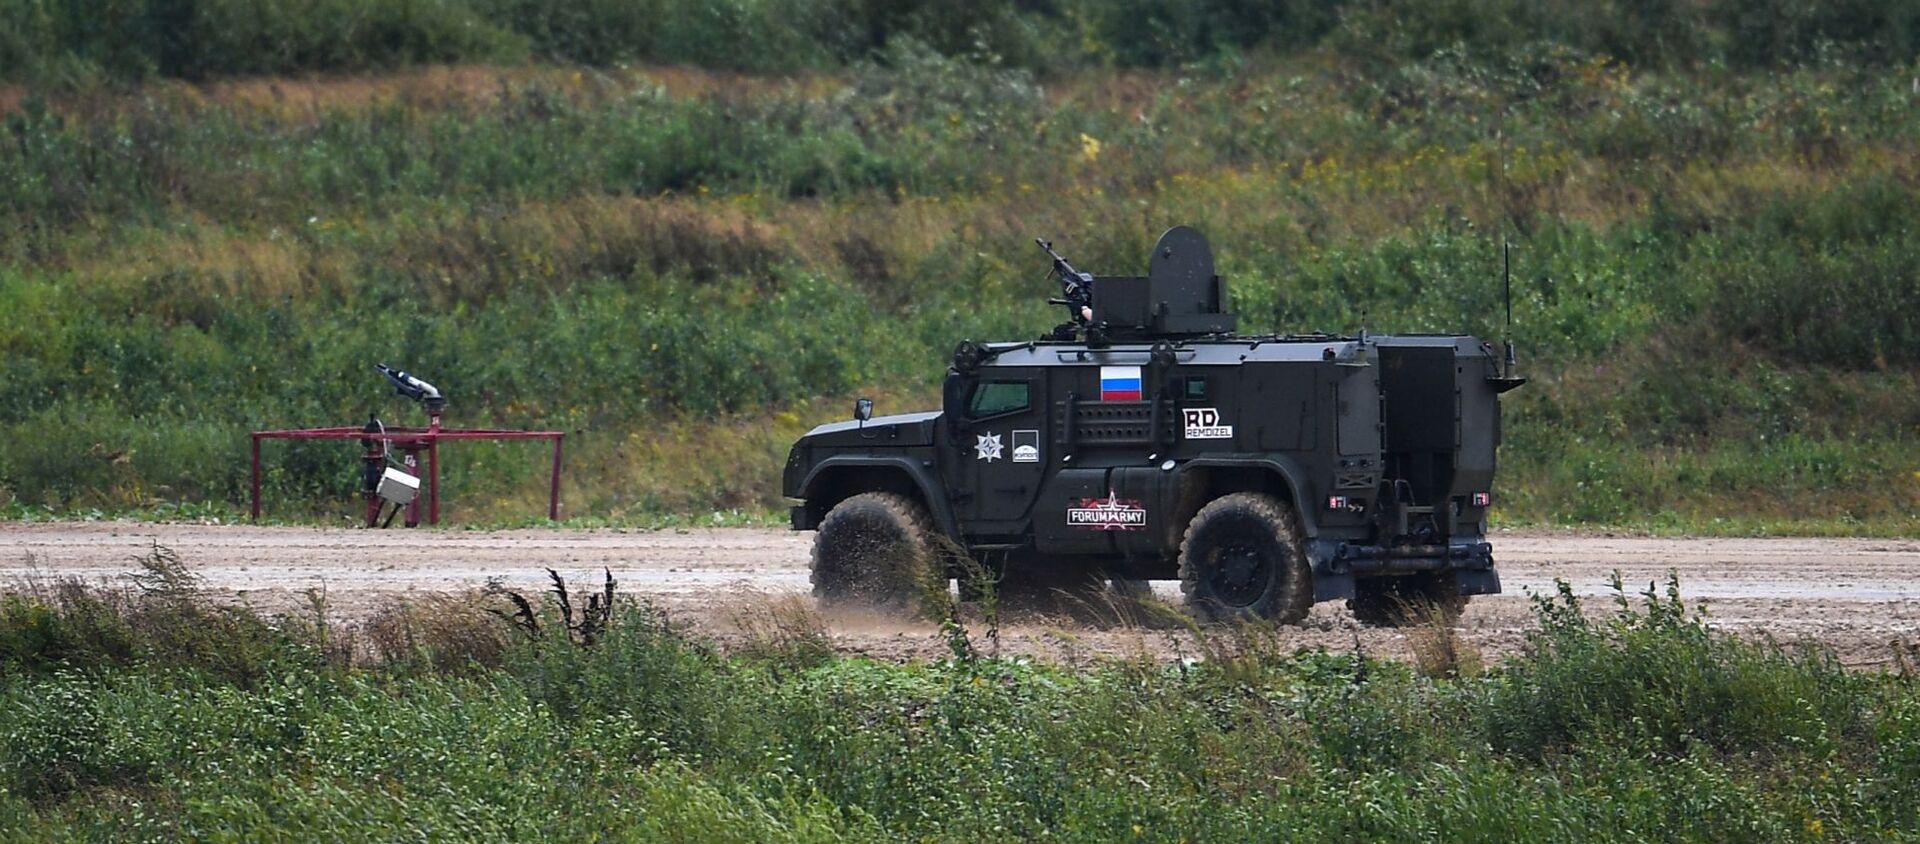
[1,0,1918,532]
[3,5,1920,837]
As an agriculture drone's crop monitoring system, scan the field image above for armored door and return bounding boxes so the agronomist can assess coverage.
[954,371,1049,537]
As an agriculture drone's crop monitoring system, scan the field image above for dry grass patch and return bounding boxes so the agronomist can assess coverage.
[723,592,834,667]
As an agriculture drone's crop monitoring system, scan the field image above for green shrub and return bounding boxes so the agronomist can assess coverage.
[0,588,139,673]
[1876,693,1920,827]
[0,575,1913,838]
[1695,178,1920,367]
[0,0,526,81]
[1487,574,1867,758]
[502,593,745,764]
[0,671,160,801]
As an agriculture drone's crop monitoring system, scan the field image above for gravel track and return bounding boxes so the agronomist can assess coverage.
[5,522,1918,665]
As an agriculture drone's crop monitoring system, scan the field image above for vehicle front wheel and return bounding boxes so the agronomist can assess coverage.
[811,492,941,617]
[1178,493,1313,624]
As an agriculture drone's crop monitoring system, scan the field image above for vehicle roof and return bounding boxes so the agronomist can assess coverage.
[978,334,1484,368]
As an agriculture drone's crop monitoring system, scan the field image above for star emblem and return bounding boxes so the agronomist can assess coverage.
[974,432,1004,462]
[1066,490,1148,530]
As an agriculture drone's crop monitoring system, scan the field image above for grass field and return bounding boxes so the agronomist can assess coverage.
[2,561,1918,840]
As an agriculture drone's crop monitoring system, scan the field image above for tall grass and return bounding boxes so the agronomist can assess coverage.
[0,571,1916,839]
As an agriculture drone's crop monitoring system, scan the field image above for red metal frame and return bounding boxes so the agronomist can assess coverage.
[251,418,565,525]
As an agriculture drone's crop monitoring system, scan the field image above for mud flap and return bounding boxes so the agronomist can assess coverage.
[1312,570,1354,602]
[1456,568,1501,596]
[1306,539,1355,601]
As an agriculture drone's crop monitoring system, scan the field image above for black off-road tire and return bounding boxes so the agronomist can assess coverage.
[1348,572,1469,627]
[1178,493,1314,624]
[811,492,940,617]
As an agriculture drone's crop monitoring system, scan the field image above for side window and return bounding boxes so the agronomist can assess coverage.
[1182,376,1209,401]
[969,381,1030,418]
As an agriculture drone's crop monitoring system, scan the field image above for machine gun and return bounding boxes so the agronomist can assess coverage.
[1035,227,1236,344]
[1036,238,1095,328]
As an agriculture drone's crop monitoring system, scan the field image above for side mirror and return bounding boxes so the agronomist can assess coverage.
[941,370,975,441]
[854,397,874,425]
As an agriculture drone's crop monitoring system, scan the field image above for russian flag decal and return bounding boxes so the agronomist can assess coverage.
[1099,365,1143,401]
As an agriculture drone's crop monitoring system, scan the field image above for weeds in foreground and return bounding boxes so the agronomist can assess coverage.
[1,557,1917,839]
[0,545,301,685]
[1492,572,1872,759]
[1169,616,1317,688]
[1406,605,1483,679]
[488,568,617,647]
[125,542,198,599]
[725,593,834,669]
[359,592,510,674]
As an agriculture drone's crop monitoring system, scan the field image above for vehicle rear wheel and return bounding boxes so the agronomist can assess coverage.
[1348,572,1468,627]
[1178,493,1313,624]
[811,492,940,617]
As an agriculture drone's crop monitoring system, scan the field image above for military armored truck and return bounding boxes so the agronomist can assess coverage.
[783,227,1524,624]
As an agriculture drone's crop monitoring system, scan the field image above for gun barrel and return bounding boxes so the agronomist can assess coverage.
[1034,237,1094,325]
[1035,238,1082,278]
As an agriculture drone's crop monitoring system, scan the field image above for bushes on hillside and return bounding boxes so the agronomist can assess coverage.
[3,0,1918,82]
[2,34,1917,525]
[0,0,526,81]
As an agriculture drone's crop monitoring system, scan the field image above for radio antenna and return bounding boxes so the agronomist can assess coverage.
[1502,237,1517,378]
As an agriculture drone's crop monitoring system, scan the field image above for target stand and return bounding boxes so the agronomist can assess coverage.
[250,366,565,526]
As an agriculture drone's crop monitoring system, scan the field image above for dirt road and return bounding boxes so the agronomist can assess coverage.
[4,522,1918,665]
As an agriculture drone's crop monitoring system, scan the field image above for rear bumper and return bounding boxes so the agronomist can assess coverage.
[1318,537,1495,574]
[1306,536,1501,602]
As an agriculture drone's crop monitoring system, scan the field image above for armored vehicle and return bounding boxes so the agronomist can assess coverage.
[783,227,1524,624]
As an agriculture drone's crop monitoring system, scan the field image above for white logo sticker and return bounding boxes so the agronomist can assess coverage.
[1068,492,1148,530]
[1012,430,1040,463]
[1182,408,1234,439]
[974,432,1003,462]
